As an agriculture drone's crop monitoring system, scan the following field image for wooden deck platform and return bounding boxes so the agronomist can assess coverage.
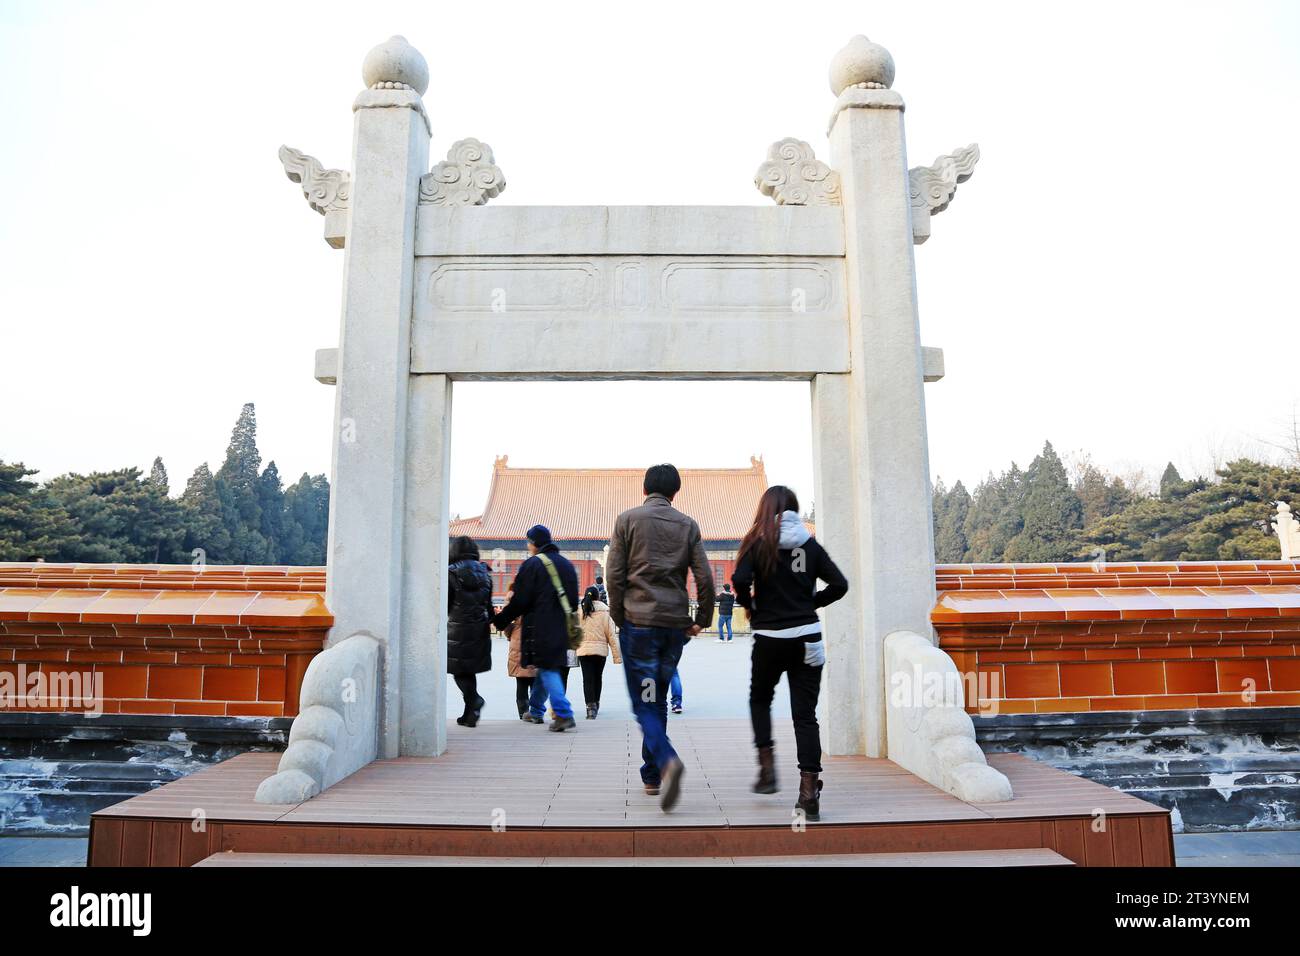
[88,719,1174,866]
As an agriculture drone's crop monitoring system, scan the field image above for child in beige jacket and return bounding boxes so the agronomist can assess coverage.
[576,586,621,719]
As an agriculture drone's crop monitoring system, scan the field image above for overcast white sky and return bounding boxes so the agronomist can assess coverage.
[1,0,1297,519]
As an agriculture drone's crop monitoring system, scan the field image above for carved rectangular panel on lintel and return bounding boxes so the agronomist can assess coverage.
[414,205,846,258]
[411,254,849,380]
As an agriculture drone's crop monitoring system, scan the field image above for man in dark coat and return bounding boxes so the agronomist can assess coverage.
[492,524,580,731]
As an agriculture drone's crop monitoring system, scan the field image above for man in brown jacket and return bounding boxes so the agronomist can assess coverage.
[606,463,716,811]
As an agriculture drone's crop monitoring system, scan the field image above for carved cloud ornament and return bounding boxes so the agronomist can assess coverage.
[419,138,506,206]
[755,138,841,206]
[909,144,979,244]
[278,145,351,216]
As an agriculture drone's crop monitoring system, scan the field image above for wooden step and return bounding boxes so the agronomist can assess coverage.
[195,847,1074,867]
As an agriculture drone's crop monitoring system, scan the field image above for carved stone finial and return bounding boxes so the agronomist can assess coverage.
[419,139,505,206]
[755,138,841,206]
[361,35,429,95]
[908,144,980,244]
[278,145,351,215]
[829,35,895,95]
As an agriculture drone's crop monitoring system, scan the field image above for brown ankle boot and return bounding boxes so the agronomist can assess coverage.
[753,746,778,794]
[796,771,823,821]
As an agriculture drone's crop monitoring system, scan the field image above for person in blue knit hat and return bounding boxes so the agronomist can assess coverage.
[492,523,581,731]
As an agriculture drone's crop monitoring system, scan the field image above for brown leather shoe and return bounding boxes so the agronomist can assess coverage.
[796,771,823,821]
[753,745,777,794]
[643,783,661,796]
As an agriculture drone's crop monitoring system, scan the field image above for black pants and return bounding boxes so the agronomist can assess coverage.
[749,635,824,773]
[514,677,534,715]
[579,654,607,705]
[453,673,482,716]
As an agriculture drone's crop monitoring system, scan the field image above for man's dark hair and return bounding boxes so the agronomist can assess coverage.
[643,463,682,500]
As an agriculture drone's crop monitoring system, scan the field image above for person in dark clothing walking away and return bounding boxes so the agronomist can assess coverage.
[492,525,580,731]
[607,463,716,811]
[577,585,621,719]
[716,583,736,642]
[594,575,608,603]
[733,486,848,821]
[500,590,537,719]
[447,535,494,727]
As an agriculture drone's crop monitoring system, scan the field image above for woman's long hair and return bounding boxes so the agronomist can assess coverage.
[581,585,601,618]
[737,485,800,578]
[449,535,480,563]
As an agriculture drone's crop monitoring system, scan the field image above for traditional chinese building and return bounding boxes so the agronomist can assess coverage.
[449,456,773,615]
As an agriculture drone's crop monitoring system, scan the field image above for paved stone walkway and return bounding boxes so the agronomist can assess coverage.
[447,632,787,722]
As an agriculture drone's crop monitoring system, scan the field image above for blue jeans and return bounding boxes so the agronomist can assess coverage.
[529,668,573,720]
[717,615,733,640]
[670,670,683,708]
[619,623,686,785]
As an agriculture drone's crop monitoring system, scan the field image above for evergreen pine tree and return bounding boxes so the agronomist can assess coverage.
[1075,462,1135,528]
[986,463,1026,560]
[214,403,270,563]
[180,463,230,562]
[935,480,971,562]
[148,457,169,492]
[258,461,286,564]
[962,472,1004,561]
[0,461,79,560]
[282,472,330,565]
[43,469,184,563]
[1005,442,1083,562]
[1159,462,1185,501]
[932,478,949,551]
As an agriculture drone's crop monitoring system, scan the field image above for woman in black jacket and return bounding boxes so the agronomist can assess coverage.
[448,535,494,727]
[732,486,848,821]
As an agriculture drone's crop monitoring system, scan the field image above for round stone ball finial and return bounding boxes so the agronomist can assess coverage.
[829,34,895,95]
[362,35,430,95]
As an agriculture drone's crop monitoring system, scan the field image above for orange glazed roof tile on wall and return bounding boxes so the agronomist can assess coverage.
[450,456,771,541]
[932,561,1300,623]
[0,564,331,627]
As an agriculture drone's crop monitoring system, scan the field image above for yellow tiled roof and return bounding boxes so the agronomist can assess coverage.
[450,456,769,541]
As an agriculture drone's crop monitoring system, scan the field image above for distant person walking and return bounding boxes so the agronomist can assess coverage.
[493,525,581,732]
[447,535,494,728]
[501,592,536,720]
[669,669,683,714]
[607,463,716,811]
[716,583,736,642]
[594,575,608,603]
[577,586,621,719]
[733,486,848,821]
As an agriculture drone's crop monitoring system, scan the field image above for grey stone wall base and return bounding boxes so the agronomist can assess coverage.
[975,706,1300,832]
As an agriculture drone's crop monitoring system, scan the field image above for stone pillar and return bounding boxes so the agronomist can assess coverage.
[811,373,868,755]
[325,36,432,758]
[399,374,452,756]
[826,36,937,757]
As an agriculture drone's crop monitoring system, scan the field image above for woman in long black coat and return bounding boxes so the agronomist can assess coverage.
[447,535,494,727]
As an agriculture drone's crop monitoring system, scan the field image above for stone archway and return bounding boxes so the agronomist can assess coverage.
[256,33,1010,805]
